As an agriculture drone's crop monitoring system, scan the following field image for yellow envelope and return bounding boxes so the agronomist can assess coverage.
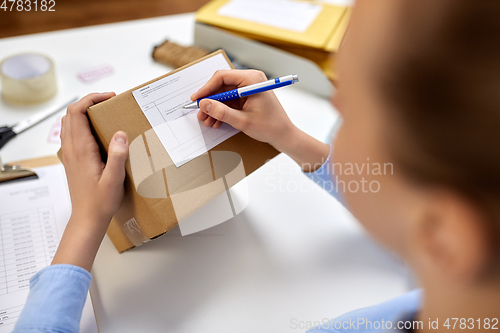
[196,0,347,51]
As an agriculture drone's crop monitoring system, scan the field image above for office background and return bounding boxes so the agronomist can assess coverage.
[1,0,211,38]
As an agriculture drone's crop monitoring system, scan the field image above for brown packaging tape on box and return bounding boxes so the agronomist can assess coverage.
[152,40,210,69]
[82,50,278,253]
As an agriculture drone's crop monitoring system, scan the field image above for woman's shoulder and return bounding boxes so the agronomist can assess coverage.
[307,289,422,333]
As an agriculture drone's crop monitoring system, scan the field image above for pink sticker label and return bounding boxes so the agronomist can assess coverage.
[77,64,114,83]
[47,117,62,144]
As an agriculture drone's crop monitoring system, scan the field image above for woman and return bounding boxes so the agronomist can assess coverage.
[14,0,500,332]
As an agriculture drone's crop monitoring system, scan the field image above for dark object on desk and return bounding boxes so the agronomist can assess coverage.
[0,126,16,150]
[0,156,38,184]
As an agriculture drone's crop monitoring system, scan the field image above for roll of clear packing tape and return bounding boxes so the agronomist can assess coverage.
[0,53,57,105]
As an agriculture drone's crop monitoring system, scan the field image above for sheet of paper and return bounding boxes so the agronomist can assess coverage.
[218,0,323,33]
[132,53,239,167]
[0,164,98,333]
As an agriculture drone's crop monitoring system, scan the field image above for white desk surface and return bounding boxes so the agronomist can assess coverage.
[0,12,410,333]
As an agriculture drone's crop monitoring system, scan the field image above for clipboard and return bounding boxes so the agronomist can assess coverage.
[0,156,60,184]
[9,155,60,168]
[0,154,99,332]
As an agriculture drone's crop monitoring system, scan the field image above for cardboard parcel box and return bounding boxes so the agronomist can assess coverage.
[83,50,278,253]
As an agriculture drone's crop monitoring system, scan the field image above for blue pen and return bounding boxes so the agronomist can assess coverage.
[182,74,299,109]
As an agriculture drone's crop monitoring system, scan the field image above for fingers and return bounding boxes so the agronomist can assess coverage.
[66,92,116,143]
[199,99,247,131]
[100,131,129,191]
[60,115,69,166]
[60,115,66,142]
[191,69,266,101]
[197,110,209,121]
[199,115,223,129]
[204,116,216,127]
[67,92,116,116]
[198,110,222,129]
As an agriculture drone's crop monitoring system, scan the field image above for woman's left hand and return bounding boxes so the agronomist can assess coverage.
[60,92,129,222]
[52,92,129,271]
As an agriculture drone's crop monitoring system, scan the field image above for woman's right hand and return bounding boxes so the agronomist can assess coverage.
[191,69,298,153]
[192,69,330,171]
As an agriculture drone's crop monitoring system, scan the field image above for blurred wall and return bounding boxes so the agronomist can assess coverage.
[0,0,211,38]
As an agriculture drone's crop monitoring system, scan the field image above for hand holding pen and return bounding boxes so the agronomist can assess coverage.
[190,68,300,148]
[191,70,298,148]
[191,69,329,172]
[184,73,298,109]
